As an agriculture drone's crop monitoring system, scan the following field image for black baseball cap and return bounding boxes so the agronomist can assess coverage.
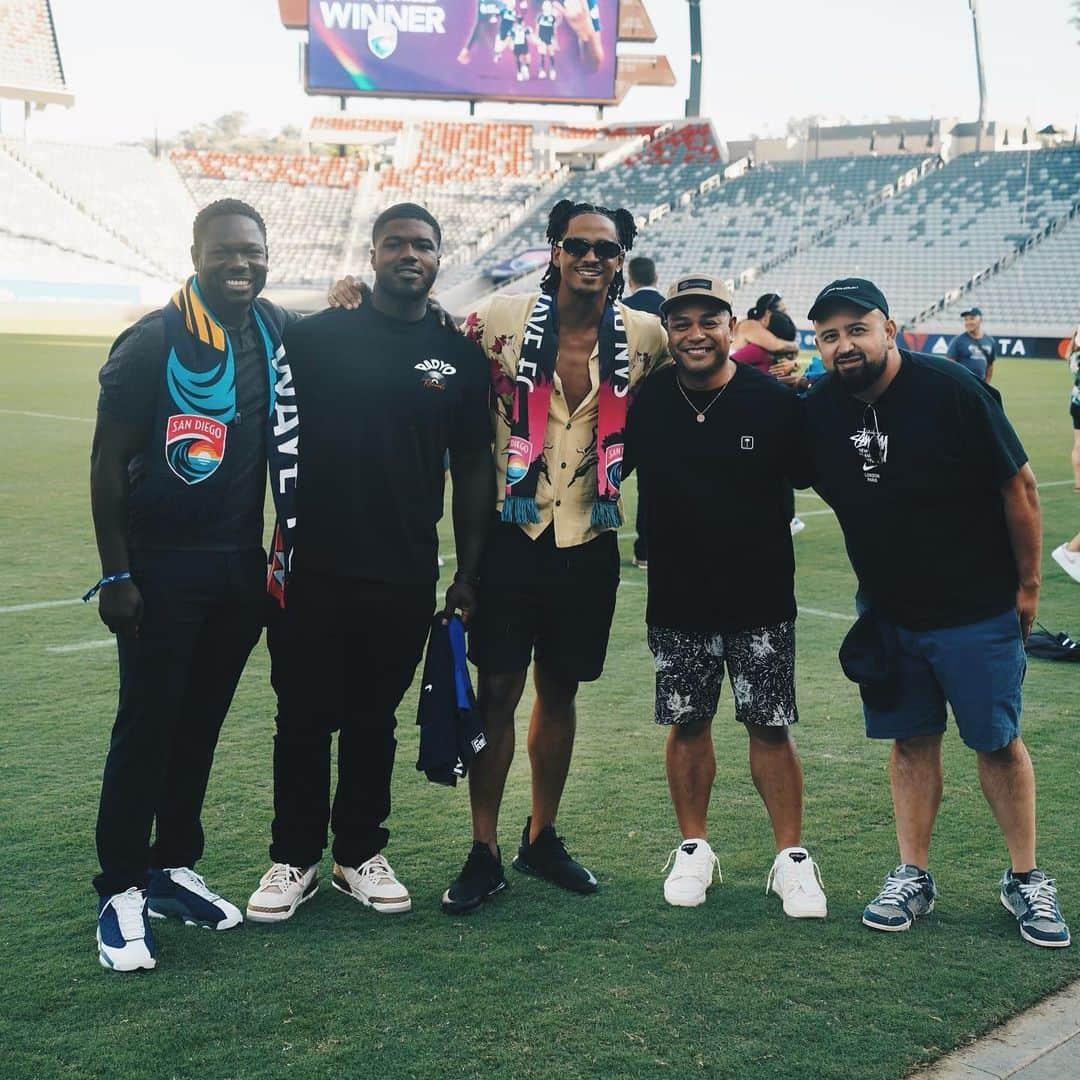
[807,278,890,322]
[960,306,983,317]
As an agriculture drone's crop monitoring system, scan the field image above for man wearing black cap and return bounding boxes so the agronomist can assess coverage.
[946,306,997,382]
[803,278,1069,948]
[622,272,828,918]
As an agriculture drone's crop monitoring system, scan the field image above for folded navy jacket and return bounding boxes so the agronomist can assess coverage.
[416,614,487,786]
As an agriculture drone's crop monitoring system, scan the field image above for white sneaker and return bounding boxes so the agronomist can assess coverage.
[1052,543,1080,584]
[97,887,156,972]
[662,838,721,907]
[766,847,827,918]
[246,863,319,923]
[790,517,806,536]
[333,855,412,914]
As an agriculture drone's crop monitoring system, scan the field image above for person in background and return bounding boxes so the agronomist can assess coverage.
[1068,325,1080,492]
[732,310,807,536]
[1052,531,1080,584]
[731,292,801,380]
[622,256,664,317]
[622,255,664,567]
[947,306,997,383]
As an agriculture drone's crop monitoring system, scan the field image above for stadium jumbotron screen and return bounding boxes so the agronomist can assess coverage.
[306,0,620,104]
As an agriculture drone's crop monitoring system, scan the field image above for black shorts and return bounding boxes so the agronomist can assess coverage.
[514,42,528,56]
[1071,401,1080,430]
[468,522,620,683]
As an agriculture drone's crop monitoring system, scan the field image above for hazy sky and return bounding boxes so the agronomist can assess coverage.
[14,0,1079,144]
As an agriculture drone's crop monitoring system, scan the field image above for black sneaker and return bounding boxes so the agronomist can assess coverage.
[441,843,507,915]
[512,817,598,894]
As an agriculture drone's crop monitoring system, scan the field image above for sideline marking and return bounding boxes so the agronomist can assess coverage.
[0,598,82,614]
[46,639,114,654]
[0,408,94,424]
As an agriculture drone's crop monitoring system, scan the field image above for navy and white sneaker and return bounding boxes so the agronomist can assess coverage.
[97,887,156,972]
[862,864,936,932]
[148,867,243,930]
[1000,870,1071,948]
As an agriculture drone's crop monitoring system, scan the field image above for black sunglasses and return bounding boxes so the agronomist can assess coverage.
[558,237,623,261]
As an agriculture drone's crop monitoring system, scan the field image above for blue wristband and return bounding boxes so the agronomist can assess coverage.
[82,572,132,602]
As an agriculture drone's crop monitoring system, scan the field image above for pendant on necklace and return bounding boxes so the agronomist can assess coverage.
[696,413,705,423]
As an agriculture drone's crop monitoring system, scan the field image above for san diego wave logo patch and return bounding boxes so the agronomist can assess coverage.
[165,414,228,485]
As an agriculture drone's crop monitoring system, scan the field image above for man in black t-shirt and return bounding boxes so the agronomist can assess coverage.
[245,204,494,924]
[89,200,300,972]
[622,273,827,918]
[804,277,1069,948]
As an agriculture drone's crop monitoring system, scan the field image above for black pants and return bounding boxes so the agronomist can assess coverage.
[94,548,266,897]
[267,571,433,870]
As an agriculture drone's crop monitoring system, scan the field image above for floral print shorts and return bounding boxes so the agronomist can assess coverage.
[647,622,798,728]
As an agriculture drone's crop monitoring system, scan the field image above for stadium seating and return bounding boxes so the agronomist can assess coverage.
[753,148,1080,325]
[642,154,930,294]
[625,122,721,167]
[0,150,160,280]
[940,213,1080,330]
[0,0,66,94]
[5,140,194,280]
[172,150,366,188]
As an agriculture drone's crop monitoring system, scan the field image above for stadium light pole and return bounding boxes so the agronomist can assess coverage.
[969,0,989,151]
[685,0,703,118]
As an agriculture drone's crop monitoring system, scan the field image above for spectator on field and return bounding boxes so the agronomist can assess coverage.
[733,310,798,375]
[732,292,800,379]
[1068,326,1080,491]
[803,276,1070,949]
[622,256,664,316]
[947,306,997,383]
[1052,530,1080,583]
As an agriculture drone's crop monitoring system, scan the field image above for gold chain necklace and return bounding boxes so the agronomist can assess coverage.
[676,372,733,423]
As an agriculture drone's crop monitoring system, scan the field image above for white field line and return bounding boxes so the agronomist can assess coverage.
[0,598,82,614]
[0,408,94,424]
[46,639,115,654]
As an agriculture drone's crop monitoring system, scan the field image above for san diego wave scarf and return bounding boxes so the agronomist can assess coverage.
[163,276,299,607]
[501,293,630,529]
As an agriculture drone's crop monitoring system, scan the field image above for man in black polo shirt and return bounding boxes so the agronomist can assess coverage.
[245,204,494,923]
[804,277,1069,948]
[90,200,299,971]
[622,272,827,917]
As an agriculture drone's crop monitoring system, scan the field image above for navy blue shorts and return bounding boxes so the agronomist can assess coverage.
[862,607,1025,752]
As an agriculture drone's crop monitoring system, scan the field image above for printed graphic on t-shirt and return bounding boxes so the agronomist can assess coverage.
[850,422,888,484]
[415,357,458,390]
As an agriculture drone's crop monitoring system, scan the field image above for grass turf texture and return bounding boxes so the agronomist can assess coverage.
[1,334,1078,1080]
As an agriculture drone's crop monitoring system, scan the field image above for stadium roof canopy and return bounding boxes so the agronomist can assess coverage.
[0,0,74,107]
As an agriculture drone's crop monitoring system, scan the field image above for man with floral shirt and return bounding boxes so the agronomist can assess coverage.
[440,199,669,913]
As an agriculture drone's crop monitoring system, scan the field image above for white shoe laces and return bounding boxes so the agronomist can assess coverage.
[260,863,305,893]
[357,854,399,887]
[766,854,825,897]
[1018,877,1061,922]
[662,845,721,885]
[107,887,147,940]
[874,871,926,906]
[166,866,221,902]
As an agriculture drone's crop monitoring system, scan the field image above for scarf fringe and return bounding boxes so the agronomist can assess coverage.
[591,499,622,530]
[502,495,542,525]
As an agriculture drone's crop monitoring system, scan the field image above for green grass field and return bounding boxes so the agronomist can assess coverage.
[1,334,1078,1080]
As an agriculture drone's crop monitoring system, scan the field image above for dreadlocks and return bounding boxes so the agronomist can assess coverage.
[540,199,639,305]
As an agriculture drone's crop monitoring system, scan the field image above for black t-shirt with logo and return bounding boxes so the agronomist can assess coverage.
[803,350,1027,631]
[285,305,492,584]
[97,303,299,552]
[623,363,807,633]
